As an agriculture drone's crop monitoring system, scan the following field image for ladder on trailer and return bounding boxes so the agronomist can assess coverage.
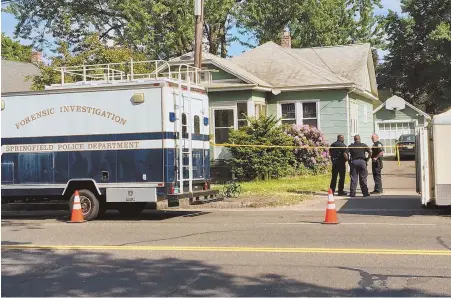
[175,66,197,194]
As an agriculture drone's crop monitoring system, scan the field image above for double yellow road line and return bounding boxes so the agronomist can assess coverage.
[2,245,451,256]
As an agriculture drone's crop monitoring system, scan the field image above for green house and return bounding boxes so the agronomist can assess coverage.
[168,40,379,160]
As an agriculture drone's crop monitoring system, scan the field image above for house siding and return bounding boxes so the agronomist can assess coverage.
[349,93,375,144]
[374,106,425,126]
[267,90,348,144]
[209,90,252,105]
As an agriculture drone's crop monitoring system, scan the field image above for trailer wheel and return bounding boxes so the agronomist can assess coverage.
[69,189,100,221]
[117,203,146,217]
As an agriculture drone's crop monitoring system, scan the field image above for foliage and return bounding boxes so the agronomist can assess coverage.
[236,0,385,50]
[285,124,331,174]
[1,33,32,62]
[30,34,148,90]
[3,0,240,59]
[377,0,451,114]
[228,115,295,181]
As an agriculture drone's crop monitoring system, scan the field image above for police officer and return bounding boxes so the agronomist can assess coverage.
[329,134,347,196]
[346,135,371,197]
[371,133,384,194]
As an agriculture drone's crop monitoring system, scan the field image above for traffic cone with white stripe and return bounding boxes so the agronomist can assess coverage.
[323,188,339,224]
[68,190,86,223]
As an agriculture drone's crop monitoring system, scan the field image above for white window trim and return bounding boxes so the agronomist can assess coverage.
[363,105,368,124]
[350,100,359,136]
[211,106,237,145]
[277,100,321,129]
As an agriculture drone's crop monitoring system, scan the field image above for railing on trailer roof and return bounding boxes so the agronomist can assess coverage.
[53,59,212,87]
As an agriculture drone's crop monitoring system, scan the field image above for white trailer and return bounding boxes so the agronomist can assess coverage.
[1,60,220,219]
[416,108,451,207]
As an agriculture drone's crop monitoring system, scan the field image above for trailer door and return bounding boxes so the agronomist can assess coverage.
[416,127,431,205]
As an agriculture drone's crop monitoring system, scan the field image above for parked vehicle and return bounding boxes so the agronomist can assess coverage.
[395,134,416,160]
[1,60,220,220]
[416,109,451,207]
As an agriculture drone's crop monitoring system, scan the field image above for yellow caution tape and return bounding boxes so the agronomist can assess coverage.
[209,141,414,150]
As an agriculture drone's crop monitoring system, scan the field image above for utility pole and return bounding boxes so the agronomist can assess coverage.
[194,0,204,69]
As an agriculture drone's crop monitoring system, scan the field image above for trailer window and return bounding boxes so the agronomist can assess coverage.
[194,115,200,135]
[182,113,188,138]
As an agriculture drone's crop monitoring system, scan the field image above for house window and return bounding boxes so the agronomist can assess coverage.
[214,109,234,144]
[182,113,188,138]
[302,102,318,128]
[237,103,248,128]
[194,115,200,135]
[280,102,319,127]
[255,103,266,118]
[350,101,359,136]
[281,103,296,125]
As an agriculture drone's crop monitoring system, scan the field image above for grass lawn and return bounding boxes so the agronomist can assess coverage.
[213,174,350,208]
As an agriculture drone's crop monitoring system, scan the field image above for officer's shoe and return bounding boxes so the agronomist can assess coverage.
[337,191,348,196]
[363,193,371,197]
[370,191,383,195]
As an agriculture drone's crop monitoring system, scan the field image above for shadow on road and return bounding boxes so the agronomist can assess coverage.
[1,210,211,222]
[1,248,448,297]
[338,195,451,217]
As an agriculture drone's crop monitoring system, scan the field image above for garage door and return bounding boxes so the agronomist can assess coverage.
[377,121,416,155]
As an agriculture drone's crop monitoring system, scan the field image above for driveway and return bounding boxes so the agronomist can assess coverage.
[367,157,416,195]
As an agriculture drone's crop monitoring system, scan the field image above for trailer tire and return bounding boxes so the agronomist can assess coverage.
[117,203,146,217]
[69,189,100,221]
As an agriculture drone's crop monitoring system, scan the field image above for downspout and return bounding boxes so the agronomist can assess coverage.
[346,85,357,145]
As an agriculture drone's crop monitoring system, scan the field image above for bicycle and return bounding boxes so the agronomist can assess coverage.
[222,179,241,198]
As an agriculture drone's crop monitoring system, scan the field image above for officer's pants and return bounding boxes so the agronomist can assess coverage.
[330,160,346,193]
[350,159,369,196]
[372,159,383,192]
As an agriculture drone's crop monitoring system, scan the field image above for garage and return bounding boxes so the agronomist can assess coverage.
[373,95,430,156]
[375,121,416,155]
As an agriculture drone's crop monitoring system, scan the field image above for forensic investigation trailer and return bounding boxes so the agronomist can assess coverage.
[1,60,220,220]
[416,108,451,207]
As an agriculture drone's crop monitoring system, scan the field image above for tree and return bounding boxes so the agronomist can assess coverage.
[236,0,384,49]
[228,115,295,181]
[1,33,32,62]
[30,34,148,90]
[3,0,240,59]
[378,0,451,114]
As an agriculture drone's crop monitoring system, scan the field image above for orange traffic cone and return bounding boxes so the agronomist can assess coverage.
[68,190,86,223]
[323,188,339,224]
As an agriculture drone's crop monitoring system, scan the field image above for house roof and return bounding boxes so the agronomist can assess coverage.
[1,60,40,93]
[231,41,354,89]
[168,41,379,100]
[287,43,377,95]
[168,51,271,87]
[373,95,431,119]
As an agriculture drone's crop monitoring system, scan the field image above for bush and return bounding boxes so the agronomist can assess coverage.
[228,115,295,181]
[284,124,331,174]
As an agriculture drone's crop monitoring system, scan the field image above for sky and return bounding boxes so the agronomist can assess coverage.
[1,0,402,59]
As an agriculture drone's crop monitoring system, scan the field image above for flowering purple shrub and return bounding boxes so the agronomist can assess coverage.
[284,124,331,174]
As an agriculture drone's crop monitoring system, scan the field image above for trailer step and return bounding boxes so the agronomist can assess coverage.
[189,195,224,205]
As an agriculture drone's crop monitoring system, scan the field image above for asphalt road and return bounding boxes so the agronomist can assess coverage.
[2,160,451,297]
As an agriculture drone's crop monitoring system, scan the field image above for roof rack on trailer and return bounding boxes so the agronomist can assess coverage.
[47,59,213,89]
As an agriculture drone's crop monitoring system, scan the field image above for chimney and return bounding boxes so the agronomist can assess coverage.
[31,51,42,63]
[280,31,291,49]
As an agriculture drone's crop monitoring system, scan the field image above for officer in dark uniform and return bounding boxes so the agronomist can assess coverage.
[329,134,348,196]
[346,135,371,197]
[371,134,384,194]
